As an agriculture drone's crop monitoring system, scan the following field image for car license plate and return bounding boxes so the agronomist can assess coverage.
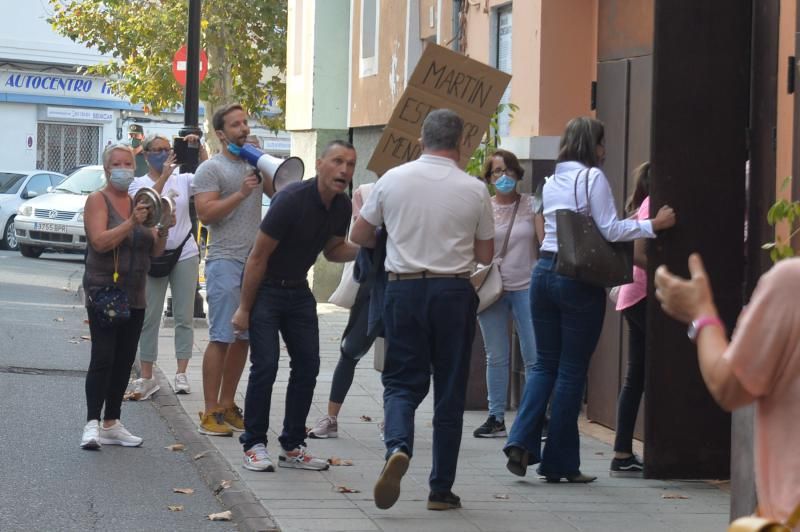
[34,222,67,233]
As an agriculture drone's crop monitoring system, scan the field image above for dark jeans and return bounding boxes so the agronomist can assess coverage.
[614,298,646,454]
[505,256,606,477]
[85,308,145,421]
[381,278,477,493]
[240,284,319,452]
[330,280,379,404]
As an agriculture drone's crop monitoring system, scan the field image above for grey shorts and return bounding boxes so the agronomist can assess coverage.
[205,258,248,343]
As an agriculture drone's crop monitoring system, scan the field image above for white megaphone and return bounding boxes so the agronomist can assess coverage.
[238,144,304,193]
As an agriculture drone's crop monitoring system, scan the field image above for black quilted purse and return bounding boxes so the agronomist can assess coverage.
[555,168,633,288]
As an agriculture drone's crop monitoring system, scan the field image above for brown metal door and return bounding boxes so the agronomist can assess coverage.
[586,59,629,428]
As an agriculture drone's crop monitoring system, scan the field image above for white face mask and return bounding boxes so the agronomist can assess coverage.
[109,168,135,191]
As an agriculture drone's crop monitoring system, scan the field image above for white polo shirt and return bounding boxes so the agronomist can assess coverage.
[359,154,494,274]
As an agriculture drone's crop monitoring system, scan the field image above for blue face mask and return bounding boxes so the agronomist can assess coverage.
[227,142,242,156]
[494,174,516,194]
[109,168,135,191]
[146,151,169,173]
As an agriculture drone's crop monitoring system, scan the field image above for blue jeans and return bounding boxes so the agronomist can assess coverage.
[477,289,537,420]
[505,255,606,476]
[381,278,478,493]
[240,283,319,452]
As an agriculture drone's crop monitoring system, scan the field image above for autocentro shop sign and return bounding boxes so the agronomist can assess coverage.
[0,69,123,101]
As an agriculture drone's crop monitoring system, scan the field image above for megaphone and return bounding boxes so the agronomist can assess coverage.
[238,144,304,193]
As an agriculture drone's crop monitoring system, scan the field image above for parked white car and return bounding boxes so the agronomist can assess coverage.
[14,165,105,258]
[0,170,67,251]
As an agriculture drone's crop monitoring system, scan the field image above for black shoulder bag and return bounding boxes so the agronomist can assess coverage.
[148,230,193,278]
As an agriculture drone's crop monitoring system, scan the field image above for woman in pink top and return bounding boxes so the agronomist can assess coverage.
[611,163,651,475]
[655,255,800,525]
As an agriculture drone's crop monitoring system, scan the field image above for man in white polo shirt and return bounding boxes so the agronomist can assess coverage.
[351,109,494,512]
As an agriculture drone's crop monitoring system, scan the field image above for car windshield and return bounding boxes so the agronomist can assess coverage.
[0,172,26,194]
[55,167,106,194]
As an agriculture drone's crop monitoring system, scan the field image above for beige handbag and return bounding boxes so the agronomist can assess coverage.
[471,196,520,314]
[728,504,800,532]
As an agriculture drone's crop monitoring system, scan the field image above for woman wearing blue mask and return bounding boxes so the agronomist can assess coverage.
[80,143,169,449]
[473,150,542,438]
[127,134,207,402]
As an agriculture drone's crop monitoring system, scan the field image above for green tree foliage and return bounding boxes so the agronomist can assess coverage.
[763,176,800,262]
[465,103,519,181]
[48,0,287,132]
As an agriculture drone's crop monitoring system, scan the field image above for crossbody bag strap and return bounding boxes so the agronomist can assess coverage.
[498,195,521,260]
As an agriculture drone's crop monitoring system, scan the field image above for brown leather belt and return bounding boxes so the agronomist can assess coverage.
[388,271,471,281]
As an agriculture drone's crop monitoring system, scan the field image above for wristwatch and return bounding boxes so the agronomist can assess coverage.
[687,316,724,343]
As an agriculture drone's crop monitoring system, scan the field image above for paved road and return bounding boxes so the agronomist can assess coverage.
[0,250,236,532]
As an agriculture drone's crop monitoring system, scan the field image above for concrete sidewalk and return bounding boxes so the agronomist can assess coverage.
[154,302,730,532]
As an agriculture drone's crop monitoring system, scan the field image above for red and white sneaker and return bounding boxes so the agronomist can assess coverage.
[243,443,275,472]
[278,445,329,470]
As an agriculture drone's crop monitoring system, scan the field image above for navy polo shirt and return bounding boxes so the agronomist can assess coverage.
[259,177,351,281]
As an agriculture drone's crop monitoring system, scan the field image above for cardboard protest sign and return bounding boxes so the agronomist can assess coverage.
[367,44,511,177]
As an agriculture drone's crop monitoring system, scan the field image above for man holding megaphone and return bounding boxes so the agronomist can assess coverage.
[193,103,277,437]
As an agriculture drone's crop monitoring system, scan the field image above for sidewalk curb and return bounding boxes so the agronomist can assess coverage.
[151,367,280,532]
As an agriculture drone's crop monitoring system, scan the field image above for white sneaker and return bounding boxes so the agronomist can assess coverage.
[98,421,143,447]
[308,415,338,439]
[131,377,160,400]
[80,420,101,450]
[243,443,275,472]
[174,373,191,394]
[278,446,329,470]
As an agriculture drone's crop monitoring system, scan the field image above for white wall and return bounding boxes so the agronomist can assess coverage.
[0,0,106,66]
[0,103,38,170]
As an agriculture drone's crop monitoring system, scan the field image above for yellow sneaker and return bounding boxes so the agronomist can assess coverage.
[198,410,233,437]
[223,404,245,431]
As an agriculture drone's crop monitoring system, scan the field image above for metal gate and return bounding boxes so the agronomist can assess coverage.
[36,122,100,174]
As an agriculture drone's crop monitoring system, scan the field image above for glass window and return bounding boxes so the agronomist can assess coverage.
[54,167,106,195]
[360,0,379,77]
[0,172,26,194]
[24,174,52,197]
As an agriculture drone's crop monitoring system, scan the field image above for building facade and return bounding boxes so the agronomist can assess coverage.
[0,1,289,175]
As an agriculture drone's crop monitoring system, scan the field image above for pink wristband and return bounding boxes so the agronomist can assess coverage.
[687,316,724,343]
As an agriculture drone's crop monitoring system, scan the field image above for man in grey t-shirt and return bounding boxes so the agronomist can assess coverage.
[193,103,274,437]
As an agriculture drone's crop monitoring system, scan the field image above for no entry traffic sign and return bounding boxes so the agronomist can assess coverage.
[172,45,208,87]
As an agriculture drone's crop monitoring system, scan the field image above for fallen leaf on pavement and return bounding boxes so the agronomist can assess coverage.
[494,494,510,499]
[68,340,80,344]
[54,317,64,322]
[334,485,360,493]
[122,391,136,401]
[207,511,233,521]
[661,493,690,500]
[213,480,232,495]
[166,443,185,451]
[360,415,372,422]
[80,335,91,340]
[173,488,194,495]
[193,450,211,460]
[83,319,90,324]
[328,457,354,466]
[167,505,184,512]
[594,452,604,456]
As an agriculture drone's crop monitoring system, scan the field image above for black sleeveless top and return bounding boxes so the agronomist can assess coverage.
[83,192,154,309]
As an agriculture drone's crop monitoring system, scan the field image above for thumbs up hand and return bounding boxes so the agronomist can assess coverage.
[654,253,717,324]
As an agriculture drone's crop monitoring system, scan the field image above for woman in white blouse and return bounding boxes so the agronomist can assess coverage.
[473,150,540,439]
[503,117,675,483]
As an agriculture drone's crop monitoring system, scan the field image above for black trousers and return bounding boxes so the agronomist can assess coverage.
[613,298,646,454]
[85,308,145,421]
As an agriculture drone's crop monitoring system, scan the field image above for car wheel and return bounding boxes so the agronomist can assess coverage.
[19,244,43,258]
[2,217,18,251]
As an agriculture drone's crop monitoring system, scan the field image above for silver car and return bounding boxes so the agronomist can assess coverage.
[14,165,105,258]
[0,170,67,251]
